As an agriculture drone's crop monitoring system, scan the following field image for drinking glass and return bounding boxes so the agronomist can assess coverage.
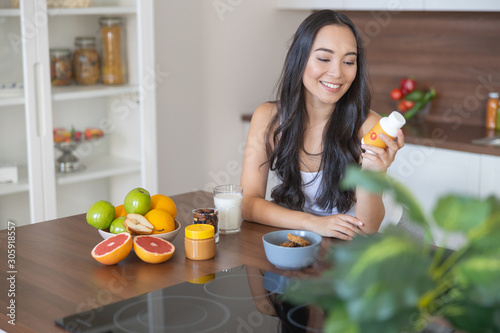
[213,185,243,234]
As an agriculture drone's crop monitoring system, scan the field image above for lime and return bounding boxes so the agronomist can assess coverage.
[110,216,128,234]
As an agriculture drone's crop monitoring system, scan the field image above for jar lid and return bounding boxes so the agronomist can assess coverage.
[74,37,96,47]
[99,17,123,26]
[489,92,499,99]
[189,274,215,284]
[50,48,71,56]
[185,224,214,239]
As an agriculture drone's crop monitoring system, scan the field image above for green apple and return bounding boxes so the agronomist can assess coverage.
[124,187,151,215]
[109,216,129,234]
[86,200,115,230]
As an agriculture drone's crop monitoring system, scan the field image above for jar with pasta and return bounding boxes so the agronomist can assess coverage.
[50,48,73,86]
[99,17,127,85]
[73,37,100,85]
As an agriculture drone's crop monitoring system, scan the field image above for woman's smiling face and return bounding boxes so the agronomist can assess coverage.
[302,24,358,109]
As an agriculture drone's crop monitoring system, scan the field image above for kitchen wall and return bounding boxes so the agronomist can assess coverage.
[155,3,500,198]
[154,1,307,196]
[344,10,500,126]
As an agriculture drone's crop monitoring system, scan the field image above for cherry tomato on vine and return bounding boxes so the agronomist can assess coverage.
[390,88,403,101]
[397,99,415,112]
[400,77,417,95]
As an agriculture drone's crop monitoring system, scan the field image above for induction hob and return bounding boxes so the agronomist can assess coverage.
[55,265,325,333]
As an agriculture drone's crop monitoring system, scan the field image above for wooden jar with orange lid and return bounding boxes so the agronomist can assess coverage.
[184,224,216,260]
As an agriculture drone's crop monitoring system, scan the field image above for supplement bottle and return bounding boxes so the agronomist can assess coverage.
[486,92,499,130]
[184,224,216,260]
[362,111,406,153]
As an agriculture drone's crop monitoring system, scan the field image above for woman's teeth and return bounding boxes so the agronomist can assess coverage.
[321,81,340,89]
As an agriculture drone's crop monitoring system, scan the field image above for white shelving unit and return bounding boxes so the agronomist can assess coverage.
[0,0,157,228]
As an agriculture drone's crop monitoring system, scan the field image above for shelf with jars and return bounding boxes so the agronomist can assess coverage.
[0,0,157,227]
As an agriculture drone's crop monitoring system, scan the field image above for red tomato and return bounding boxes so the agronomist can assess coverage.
[403,99,415,109]
[397,100,408,112]
[400,77,417,95]
[398,99,415,112]
[390,88,403,101]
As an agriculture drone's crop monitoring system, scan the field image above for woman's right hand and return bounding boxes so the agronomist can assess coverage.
[306,214,366,240]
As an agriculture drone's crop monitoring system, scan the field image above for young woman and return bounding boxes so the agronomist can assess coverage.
[240,10,404,240]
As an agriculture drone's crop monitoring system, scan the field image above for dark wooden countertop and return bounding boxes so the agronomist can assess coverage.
[0,191,336,333]
[241,114,500,157]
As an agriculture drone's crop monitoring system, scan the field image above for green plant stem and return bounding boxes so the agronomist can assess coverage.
[429,245,446,276]
[432,245,468,281]
[418,277,454,312]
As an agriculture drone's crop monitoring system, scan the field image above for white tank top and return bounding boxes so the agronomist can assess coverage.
[301,170,356,217]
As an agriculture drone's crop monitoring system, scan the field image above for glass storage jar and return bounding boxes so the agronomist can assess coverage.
[50,48,73,86]
[73,37,100,85]
[99,17,126,85]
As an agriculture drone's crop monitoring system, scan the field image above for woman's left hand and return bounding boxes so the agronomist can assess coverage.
[361,129,404,172]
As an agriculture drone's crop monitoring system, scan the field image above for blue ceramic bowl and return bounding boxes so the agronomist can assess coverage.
[262,230,322,270]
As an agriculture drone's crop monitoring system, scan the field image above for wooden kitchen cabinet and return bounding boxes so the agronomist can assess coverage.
[276,0,500,11]
[0,0,157,228]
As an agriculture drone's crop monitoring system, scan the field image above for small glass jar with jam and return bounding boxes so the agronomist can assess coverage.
[184,224,216,261]
[73,37,100,85]
[50,48,73,86]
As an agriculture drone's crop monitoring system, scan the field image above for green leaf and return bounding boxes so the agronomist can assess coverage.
[391,181,427,226]
[341,165,393,193]
[323,301,360,333]
[331,227,434,323]
[443,300,500,333]
[433,195,492,233]
[454,255,500,306]
[341,166,428,226]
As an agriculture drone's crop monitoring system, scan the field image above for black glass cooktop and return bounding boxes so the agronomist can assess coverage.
[55,265,325,333]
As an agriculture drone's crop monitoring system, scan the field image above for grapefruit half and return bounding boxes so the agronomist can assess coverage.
[133,235,175,264]
[91,233,132,265]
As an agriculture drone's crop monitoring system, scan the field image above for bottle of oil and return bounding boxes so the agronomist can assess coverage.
[486,92,499,130]
[362,111,406,154]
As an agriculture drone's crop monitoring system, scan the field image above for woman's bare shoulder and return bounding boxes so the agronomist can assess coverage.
[252,102,278,121]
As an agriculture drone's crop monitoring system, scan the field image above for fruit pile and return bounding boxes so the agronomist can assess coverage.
[390,77,436,120]
[86,187,178,265]
[53,127,104,143]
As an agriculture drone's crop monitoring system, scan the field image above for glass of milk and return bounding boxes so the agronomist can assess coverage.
[213,185,243,234]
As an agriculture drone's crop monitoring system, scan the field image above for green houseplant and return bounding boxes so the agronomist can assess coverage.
[284,166,500,333]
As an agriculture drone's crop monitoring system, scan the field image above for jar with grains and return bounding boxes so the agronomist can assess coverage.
[73,37,100,85]
[184,224,216,261]
[99,17,126,85]
[50,48,72,86]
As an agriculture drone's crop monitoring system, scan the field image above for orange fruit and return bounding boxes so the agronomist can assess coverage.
[114,204,127,219]
[150,194,177,219]
[144,209,176,234]
[133,236,175,264]
[91,233,132,265]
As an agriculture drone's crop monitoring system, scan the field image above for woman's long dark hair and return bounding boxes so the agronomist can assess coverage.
[266,10,371,213]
